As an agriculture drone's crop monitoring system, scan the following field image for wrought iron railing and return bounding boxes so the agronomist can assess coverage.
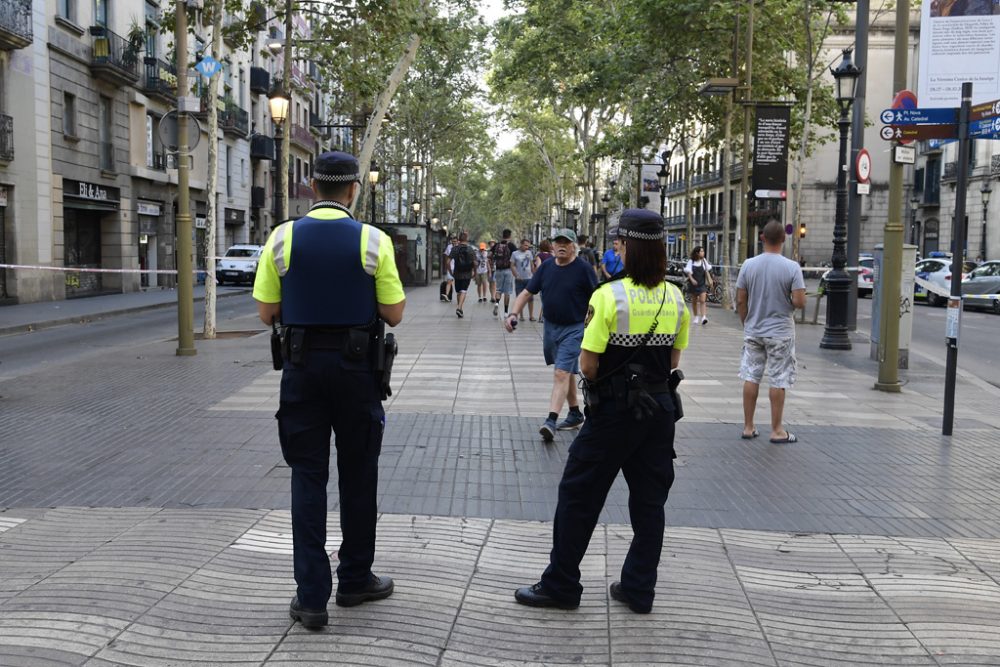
[220,101,249,137]
[143,57,177,99]
[0,0,32,47]
[0,114,13,161]
[89,26,142,82]
[249,66,270,95]
[251,186,266,209]
[250,134,274,161]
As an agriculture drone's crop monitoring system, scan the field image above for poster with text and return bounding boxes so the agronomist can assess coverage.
[918,0,1000,107]
[752,105,790,200]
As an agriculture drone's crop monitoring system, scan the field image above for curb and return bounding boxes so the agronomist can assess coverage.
[0,288,252,337]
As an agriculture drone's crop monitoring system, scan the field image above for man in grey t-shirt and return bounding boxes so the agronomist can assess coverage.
[735,219,806,444]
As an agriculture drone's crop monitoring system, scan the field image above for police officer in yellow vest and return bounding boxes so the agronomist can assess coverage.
[253,151,405,629]
[515,208,689,614]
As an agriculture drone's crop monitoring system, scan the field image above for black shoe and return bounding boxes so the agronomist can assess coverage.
[514,583,579,609]
[335,574,394,607]
[289,595,329,629]
[456,308,463,318]
[609,581,651,614]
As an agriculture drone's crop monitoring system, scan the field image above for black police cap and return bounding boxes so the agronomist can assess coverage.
[314,151,360,183]
[618,208,665,241]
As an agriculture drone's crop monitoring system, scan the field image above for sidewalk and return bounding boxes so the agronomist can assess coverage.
[1,284,998,665]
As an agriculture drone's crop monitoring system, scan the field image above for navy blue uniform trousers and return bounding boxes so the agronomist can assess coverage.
[540,393,676,610]
[276,348,384,609]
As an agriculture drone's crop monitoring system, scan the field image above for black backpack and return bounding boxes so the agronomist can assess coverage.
[492,241,512,269]
[453,244,475,276]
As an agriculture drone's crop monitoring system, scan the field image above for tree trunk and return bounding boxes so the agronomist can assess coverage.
[202,1,223,338]
[353,32,423,215]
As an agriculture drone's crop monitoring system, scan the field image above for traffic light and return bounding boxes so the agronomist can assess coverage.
[798,223,807,239]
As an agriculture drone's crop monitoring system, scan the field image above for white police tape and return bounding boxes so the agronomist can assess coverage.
[913,275,952,298]
[0,260,232,275]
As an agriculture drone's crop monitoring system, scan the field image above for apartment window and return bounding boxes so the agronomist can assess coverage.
[226,145,232,196]
[58,0,76,22]
[99,96,113,170]
[144,1,158,58]
[94,0,109,27]
[146,115,154,167]
[63,92,77,137]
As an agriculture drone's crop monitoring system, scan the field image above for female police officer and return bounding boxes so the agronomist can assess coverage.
[514,208,689,614]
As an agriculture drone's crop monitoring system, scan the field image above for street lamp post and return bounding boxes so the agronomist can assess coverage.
[268,86,290,222]
[821,48,861,350]
[368,164,380,226]
[980,180,992,260]
[657,152,670,218]
[909,196,920,246]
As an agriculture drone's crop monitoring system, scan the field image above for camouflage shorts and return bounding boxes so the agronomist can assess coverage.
[739,336,797,389]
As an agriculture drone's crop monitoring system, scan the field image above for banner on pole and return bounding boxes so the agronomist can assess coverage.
[918,0,1000,107]
[752,105,790,200]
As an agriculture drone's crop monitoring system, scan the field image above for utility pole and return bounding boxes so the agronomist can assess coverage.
[279,0,293,221]
[845,0,870,331]
[874,0,908,392]
[738,0,754,263]
[174,0,195,356]
[721,93,733,309]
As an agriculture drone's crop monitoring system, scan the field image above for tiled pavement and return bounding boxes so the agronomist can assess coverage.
[1,284,999,665]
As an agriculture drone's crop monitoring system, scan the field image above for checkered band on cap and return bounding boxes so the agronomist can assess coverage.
[619,228,664,241]
[313,171,360,183]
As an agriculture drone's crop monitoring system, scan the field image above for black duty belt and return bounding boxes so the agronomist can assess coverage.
[292,328,359,350]
[593,380,671,399]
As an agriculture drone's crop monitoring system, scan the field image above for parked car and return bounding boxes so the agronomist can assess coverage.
[961,260,1000,314]
[818,254,874,297]
[216,244,262,285]
[914,254,977,306]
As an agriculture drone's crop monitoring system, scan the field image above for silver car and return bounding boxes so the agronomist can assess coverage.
[961,260,1000,314]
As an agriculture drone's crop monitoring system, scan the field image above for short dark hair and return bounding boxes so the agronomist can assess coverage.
[314,179,355,201]
[578,235,588,244]
[624,238,667,289]
[689,246,704,260]
[502,229,512,239]
[539,239,551,253]
[762,218,785,245]
[459,231,469,242]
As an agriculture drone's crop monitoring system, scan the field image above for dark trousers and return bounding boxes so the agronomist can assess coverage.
[276,349,384,609]
[540,394,675,609]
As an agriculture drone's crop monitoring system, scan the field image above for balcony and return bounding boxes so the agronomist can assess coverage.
[0,114,13,162]
[0,0,32,50]
[290,123,315,152]
[220,100,249,139]
[664,215,686,229]
[89,26,141,87]
[695,213,722,228]
[142,58,177,104]
[250,134,274,161]
[692,169,722,189]
[664,180,686,196]
[146,150,167,171]
[251,185,266,209]
[249,66,270,95]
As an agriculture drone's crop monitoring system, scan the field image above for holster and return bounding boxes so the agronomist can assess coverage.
[282,327,306,366]
[374,319,398,401]
[668,368,684,422]
[270,320,283,371]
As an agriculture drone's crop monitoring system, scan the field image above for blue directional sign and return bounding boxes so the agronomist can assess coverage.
[969,116,1000,138]
[667,234,677,243]
[195,55,222,79]
[879,108,957,126]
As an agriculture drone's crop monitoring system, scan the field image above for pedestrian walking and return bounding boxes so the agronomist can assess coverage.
[577,235,600,279]
[735,219,807,444]
[511,238,536,321]
[491,229,518,317]
[441,236,457,302]
[488,240,498,298]
[684,246,714,325]
[253,151,405,629]
[449,232,476,318]
[601,237,624,281]
[513,209,689,614]
[504,228,598,441]
[475,242,491,302]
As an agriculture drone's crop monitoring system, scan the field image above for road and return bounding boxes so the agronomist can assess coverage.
[855,294,999,389]
[0,293,263,382]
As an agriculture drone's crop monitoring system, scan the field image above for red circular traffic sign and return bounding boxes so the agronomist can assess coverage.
[856,148,872,183]
[891,90,918,145]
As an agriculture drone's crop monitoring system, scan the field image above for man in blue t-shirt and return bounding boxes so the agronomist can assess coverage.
[601,238,624,281]
[504,228,599,441]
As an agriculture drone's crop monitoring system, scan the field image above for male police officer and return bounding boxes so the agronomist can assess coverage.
[253,151,405,629]
[514,208,688,614]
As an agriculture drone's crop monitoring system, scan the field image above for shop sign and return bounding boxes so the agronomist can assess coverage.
[64,179,120,204]
[195,216,207,229]
[137,201,161,216]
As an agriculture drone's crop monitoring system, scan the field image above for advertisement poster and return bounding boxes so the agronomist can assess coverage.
[918,0,1000,107]
[752,105,790,200]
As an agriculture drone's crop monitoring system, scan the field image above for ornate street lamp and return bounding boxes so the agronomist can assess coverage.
[821,48,861,350]
[657,149,671,218]
[367,164,380,226]
[909,196,921,246]
[268,84,291,221]
[980,180,992,260]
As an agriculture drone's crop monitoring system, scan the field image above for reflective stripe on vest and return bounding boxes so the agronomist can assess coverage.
[609,280,630,333]
[362,225,380,276]
[271,222,292,277]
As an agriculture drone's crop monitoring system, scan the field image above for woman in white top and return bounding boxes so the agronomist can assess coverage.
[684,246,713,325]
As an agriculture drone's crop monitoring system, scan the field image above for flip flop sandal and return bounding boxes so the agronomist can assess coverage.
[740,430,759,440]
[770,432,798,444]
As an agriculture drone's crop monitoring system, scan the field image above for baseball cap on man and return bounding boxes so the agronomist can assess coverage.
[479,242,487,250]
[553,228,577,243]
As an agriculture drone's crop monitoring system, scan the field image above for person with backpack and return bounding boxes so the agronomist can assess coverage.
[512,238,536,321]
[449,232,477,318]
[490,229,518,317]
